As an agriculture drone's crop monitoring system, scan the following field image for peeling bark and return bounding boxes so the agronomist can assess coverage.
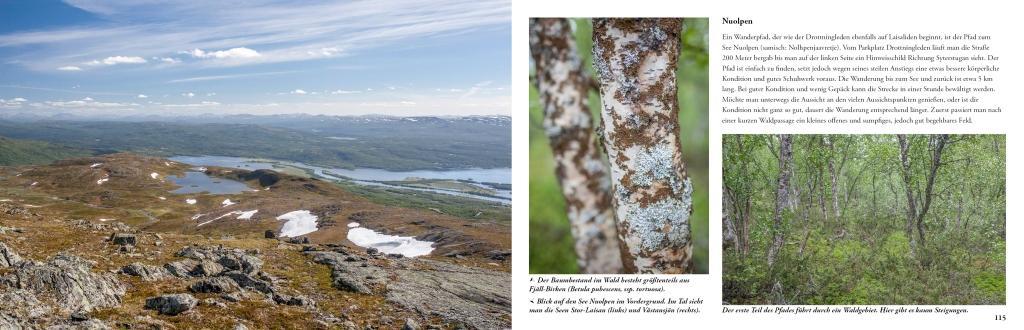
[592,18,692,273]
[766,134,792,268]
[530,18,623,274]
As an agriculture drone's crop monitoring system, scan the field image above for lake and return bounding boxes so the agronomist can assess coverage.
[167,171,253,195]
[169,155,511,203]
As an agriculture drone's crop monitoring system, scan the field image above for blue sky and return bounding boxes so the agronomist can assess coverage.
[0,0,510,117]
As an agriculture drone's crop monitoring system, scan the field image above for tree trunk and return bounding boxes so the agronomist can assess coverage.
[896,134,918,254]
[530,18,623,274]
[592,18,693,273]
[915,134,948,246]
[767,134,793,268]
[723,186,739,251]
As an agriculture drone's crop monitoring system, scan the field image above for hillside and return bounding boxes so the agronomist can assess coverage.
[0,153,510,329]
[0,136,92,166]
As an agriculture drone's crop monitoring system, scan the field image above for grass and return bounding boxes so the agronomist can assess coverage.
[334,181,511,223]
[529,18,709,274]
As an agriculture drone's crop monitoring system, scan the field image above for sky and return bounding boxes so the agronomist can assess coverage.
[0,0,510,117]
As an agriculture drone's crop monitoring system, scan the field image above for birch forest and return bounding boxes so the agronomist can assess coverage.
[723,134,1006,304]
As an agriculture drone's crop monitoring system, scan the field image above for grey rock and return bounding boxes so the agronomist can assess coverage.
[109,233,137,246]
[222,271,275,294]
[234,323,250,330]
[304,250,510,329]
[272,293,314,306]
[144,294,197,316]
[264,230,276,239]
[221,292,244,302]
[6,254,125,313]
[403,318,420,330]
[120,263,169,281]
[190,277,240,293]
[0,242,22,268]
[191,260,225,277]
[163,259,200,277]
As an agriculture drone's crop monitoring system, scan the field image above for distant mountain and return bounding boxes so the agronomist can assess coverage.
[0,136,92,166]
[0,114,510,170]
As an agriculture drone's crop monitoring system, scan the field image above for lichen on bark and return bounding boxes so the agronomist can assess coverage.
[530,18,623,274]
[592,18,693,274]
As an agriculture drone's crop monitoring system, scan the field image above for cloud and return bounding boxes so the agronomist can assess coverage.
[41,97,135,108]
[206,92,216,96]
[307,47,341,57]
[166,70,299,83]
[137,94,148,98]
[153,57,180,64]
[162,101,221,107]
[0,0,510,71]
[461,80,494,99]
[0,97,28,108]
[86,56,147,66]
[58,66,82,71]
[399,101,416,105]
[331,90,361,95]
[182,92,195,98]
[290,89,307,95]
[185,47,261,59]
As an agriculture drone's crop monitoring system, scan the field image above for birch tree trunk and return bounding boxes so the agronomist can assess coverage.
[723,186,739,251]
[896,134,918,254]
[766,134,793,268]
[592,18,693,274]
[530,18,624,274]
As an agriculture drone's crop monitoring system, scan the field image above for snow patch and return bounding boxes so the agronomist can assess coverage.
[90,163,102,168]
[164,162,172,167]
[150,172,159,179]
[236,210,258,219]
[222,199,236,207]
[98,218,115,222]
[276,210,318,237]
[347,227,434,257]
[30,182,38,186]
[347,222,361,228]
[185,198,197,205]
[158,196,167,200]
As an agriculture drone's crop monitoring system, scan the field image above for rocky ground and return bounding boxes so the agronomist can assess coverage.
[0,154,511,329]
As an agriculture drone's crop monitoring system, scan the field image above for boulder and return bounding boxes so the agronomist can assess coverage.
[144,294,197,316]
[7,254,125,313]
[222,271,275,294]
[0,242,22,268]
[189,277,240,294]
[109,233,137,246]
[403,318,420,330]
[120,263,169,281]
[272,293,314,306]
[264,230,276,239]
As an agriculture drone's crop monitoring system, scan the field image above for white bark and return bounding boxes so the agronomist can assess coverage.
[530,18,623,274]
[592,18,692,273]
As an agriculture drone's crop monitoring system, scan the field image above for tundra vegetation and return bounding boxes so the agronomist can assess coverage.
[529,18,708,274]
[723,134,1006,304]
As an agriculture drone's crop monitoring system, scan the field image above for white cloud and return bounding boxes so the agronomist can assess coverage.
[41,97,135,108]
[57,66,82,71]
[162,101,220,107]
[399,101,416,105]
[182,92,195,98]
[185,47,261,59]
[307,47,341,57]
[86,55,147,66]
[153,56,180,64]
[0,97,28,108]
[137,94,148,98]
[290,89,307,95]
[0,0,509,71]
[331,90,361,95]
[206,92,216,96]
